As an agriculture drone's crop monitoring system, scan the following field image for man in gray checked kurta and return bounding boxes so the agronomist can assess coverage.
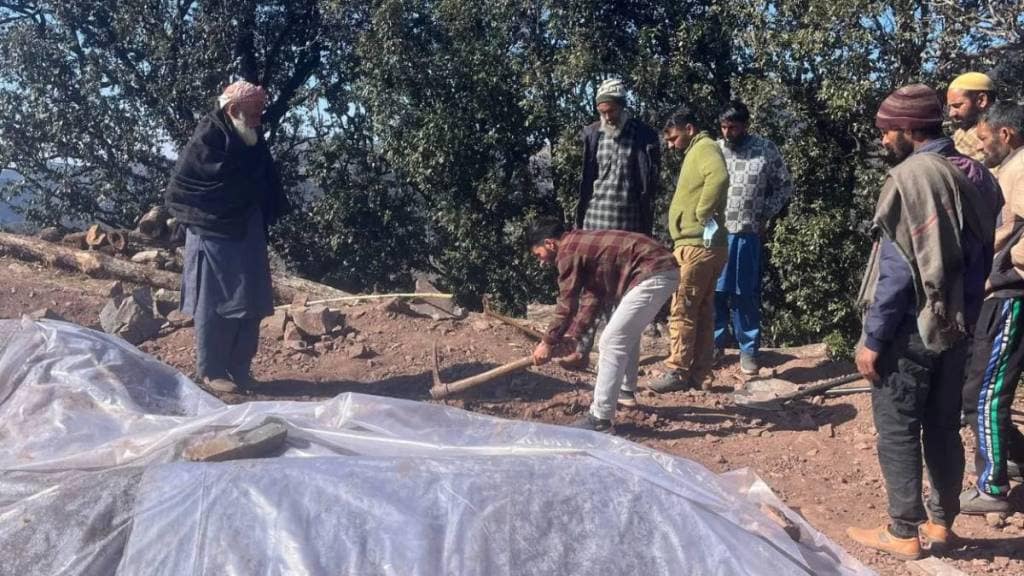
[566,78,661,370]
[714,101,792,375]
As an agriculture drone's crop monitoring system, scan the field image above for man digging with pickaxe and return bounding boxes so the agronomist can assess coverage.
[528,218,679,433]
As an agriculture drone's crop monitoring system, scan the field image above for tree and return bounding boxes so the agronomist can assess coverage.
[0,0,329,228]
[3,0,1024,347]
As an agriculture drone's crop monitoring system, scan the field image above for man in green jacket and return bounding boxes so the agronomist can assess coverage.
[650,106,730,392]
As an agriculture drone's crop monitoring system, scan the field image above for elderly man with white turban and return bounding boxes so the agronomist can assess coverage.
[166,80,291,393]
[562,78,662,373]
[947,72,997,163]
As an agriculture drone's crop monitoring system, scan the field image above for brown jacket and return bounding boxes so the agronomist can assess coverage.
[987,146,1024,298]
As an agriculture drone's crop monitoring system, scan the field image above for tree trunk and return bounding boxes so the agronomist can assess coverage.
[0,232,351,304]
[63,229,179,251]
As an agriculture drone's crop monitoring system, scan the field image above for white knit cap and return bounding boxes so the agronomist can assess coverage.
[596,78,627,106]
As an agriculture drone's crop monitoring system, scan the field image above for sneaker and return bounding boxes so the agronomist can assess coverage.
[557,351,590,371]
[965,458,1023,482]
[617,389,637,407]
[846,525,922,560]
[959,486,1010,515]
[918,520,960,552]
[740,354,759,375]
[571,414,614,434]
[647,371,692,394]
[204,377,237,393]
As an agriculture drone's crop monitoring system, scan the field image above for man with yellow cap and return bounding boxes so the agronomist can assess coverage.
[947,72,996,163]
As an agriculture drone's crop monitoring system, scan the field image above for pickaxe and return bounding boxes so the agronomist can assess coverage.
[429,342,535,399]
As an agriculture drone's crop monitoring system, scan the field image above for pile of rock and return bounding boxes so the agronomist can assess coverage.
[261,303,359,356]
[99,282,188,344]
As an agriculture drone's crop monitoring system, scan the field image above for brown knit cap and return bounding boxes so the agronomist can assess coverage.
[875,84,943,130]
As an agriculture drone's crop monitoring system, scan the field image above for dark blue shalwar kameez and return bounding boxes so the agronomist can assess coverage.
[180,208,274,382]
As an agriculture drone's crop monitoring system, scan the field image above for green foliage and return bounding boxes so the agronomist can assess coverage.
[2,0,1023,342]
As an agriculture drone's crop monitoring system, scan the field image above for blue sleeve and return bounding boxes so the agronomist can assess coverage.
[863,238,915,352]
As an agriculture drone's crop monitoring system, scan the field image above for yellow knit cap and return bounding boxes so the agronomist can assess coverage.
[949,72,994,92]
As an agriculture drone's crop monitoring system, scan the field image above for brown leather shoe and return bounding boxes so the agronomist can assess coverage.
[918,521,959,552]
[204,377,238,393]
[846,525,922,560]
[557,351,590,371]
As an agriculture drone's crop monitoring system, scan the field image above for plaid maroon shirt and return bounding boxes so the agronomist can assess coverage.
[543,230,678,344]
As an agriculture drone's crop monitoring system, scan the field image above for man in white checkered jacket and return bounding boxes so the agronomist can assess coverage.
[714,100,793,375]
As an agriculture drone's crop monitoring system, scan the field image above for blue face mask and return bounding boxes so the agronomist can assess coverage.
[703,218,719,248]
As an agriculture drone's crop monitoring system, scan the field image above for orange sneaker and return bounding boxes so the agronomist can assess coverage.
[846,525,922,560]
[918,521,959,552]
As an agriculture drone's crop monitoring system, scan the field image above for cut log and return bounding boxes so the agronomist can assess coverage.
[106,230,127,253]
[3,231,182,290]
[137,205,170,238]
[85,224,106,248]
[273,275,352,303]
[0,231,351,304]
[64,229,179,251]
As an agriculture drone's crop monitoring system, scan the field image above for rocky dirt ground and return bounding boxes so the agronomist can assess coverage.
[2,254,1022,576]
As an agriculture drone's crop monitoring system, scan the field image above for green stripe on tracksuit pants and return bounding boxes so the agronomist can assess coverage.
[962,297,1024,497]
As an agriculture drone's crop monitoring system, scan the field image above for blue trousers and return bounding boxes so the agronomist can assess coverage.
[714,233,762,357]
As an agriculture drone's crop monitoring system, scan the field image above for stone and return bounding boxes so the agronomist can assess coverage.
[291,305,342,337]
[165,310,193,328]
[283,323,309,351]
[98,288,163,344]
[471,319,492,332]
[259,309,289,340]
[907,557,972,576]
[105,281,125,300]
[759,504,801,543]
[377,297,428,318]
[151,288,180,317]
[346,343,372,359]
[291,292,309,307]
[1007,514,1024,529]
[985,512,1006,528]
[181,420,288,462]
[130,249,168,266]
[993,556,1010,568]
[26,307,66,322]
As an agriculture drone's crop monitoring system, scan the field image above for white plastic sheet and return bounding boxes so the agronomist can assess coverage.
[0,319,876,576]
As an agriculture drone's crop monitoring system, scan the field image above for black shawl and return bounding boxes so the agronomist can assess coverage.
[165,109,291,239]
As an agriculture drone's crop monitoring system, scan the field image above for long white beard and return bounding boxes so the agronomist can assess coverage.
[230,113,260,146]
[599,109,630,140]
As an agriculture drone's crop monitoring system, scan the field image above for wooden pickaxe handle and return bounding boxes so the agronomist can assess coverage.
[429,342,535,399]
[482,295,546,341]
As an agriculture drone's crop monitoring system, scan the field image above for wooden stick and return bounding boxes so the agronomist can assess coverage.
[274,292,453,310]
